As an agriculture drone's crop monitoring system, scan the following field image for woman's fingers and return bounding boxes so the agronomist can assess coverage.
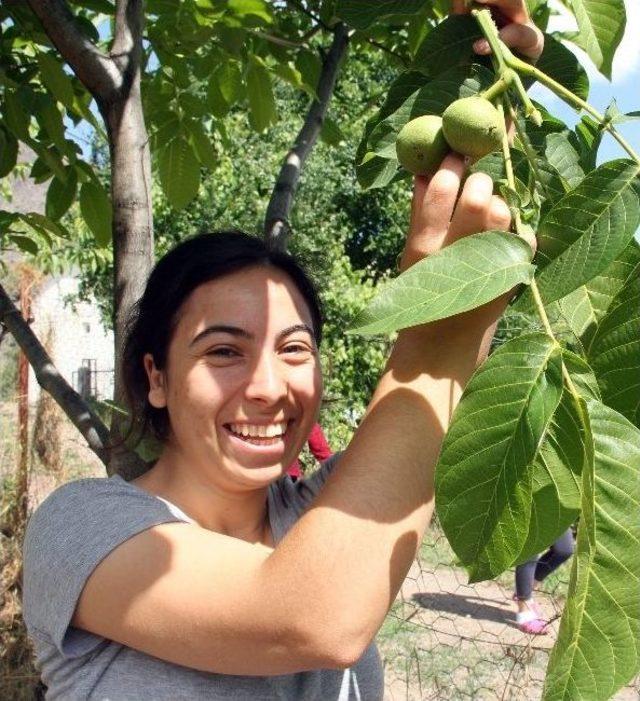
[453,0,545,61]
[401,154,466,270]
[485,195,512,232]
[497,21,544,59]
[448,172,496,240]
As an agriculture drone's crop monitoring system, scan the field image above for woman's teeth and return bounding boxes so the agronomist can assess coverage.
[228,422,288,439]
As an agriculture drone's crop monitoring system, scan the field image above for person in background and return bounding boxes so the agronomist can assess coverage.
[288,423,332,481]
[514,528,575,634]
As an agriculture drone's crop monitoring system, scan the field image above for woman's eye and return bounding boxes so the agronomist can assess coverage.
[206,347,239,358]
[282,343,312,356]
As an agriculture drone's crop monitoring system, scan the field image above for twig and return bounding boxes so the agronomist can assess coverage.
[264,22,350,249]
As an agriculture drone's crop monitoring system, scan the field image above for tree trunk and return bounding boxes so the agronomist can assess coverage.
[26,0,152,478]
[101,42,155,478]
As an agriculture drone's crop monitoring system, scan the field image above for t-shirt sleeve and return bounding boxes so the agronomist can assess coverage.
[296,450,341,504]
[22,477,188,659]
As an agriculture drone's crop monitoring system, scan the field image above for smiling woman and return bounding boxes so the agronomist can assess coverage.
[20,2,542,691]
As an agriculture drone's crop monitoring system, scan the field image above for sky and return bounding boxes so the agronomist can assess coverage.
[529,0,640,164]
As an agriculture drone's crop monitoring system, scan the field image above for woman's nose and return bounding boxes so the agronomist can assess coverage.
[245,354,287,404]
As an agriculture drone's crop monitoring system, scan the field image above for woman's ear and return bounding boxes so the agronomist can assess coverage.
[143,353,167,408]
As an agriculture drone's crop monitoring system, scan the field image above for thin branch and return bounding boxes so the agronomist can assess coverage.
[264,22,350,250]
[364,36,408,65]
[249,29,305,49]
[0,283,111,467]
[26,0,121,102]
[286,0,330,30]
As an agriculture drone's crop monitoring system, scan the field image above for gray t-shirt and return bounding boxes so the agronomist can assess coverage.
[22,455,383,700]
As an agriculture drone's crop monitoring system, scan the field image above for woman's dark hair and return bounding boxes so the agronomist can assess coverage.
[122,230,323,443]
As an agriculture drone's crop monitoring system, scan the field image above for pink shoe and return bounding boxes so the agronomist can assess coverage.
[516,610,548,635]
[518,618,548,635]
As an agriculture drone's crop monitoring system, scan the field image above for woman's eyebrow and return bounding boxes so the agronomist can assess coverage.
[277,324,315,343]
[189,325,253,347]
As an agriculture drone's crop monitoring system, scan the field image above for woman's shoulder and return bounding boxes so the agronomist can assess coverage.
[24,474,188,560]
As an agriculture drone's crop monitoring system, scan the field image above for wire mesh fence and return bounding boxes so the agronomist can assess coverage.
[377,526,640,700]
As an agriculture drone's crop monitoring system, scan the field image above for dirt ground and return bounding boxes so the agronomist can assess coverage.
[380,559,639,700]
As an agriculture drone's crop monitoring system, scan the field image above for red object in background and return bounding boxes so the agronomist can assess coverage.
[287,423,332,479]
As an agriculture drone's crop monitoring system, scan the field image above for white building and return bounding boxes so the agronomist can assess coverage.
[28,275,114,405]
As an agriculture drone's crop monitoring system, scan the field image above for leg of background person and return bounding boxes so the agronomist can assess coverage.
[514,557,547,634]
[533,528,575,585]
[514,558,538,601]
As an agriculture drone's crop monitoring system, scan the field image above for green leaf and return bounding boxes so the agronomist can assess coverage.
[37,53,75,107]
[217,61,244,104]
[535,33,589,101]
[4,91,30,140]
[435,334,564,582]
[355,152,398,191]
[588,264,640,428]
[533,159,640,305]
[376,71,430,122]
[0,128,18,178]
[36,99,67,153]
[186,121,217,170]
[158,137,201,210]
[207,72,230,118]
[543,401,640,701]
[544,132,584,189]
[515,387,584,564]
[79,181,112,246]
[412,15,482,77]
[557,239,640,347]
[228,0,272,24]
[45,167,78,221]
[562,348,601,402]
[336,0,426,30]
[320,116,344,147]
[20,212,67,243]
[8,234,39,255]
[246,61,276,132]
[350,232,535,335]
[567,0,626,78]
[572,115,602,173]
[295,50,322,93]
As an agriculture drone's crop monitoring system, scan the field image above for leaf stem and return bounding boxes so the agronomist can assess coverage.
[506,54,640,165]
[480,77,509,103]
[471,8,507,73]
[506,99,554,201]
[497,100,522,234]
[497,101,555,340]
[471,9,541,124]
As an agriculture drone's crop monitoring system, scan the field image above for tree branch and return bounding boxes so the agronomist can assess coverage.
[111,0,144,84]
[0,283,111,467]
[26,0,121,102]
[264,22,349,250]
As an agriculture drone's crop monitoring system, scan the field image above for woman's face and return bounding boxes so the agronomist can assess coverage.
[144,265,323,489]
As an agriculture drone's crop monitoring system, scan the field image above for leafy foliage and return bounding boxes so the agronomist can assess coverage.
[341,4,639,698]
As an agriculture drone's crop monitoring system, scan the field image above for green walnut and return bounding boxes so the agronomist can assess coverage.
[395,115,449,176]
[441,96,505,159]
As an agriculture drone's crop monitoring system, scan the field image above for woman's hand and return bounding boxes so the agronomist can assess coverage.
[400,154,512,272]
[452,0,545,62]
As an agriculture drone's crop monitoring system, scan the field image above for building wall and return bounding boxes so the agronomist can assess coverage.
[28,276,114,405]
